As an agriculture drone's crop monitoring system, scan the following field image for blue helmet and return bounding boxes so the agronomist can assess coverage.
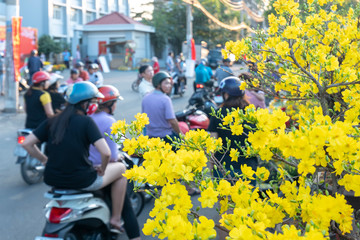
[66,81,104,104]
[219,76,245,97]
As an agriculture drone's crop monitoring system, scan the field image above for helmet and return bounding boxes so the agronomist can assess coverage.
[92,63,99,69]
[32,71,51,84]
[152,71,171,88]
[75,62,84,68]
[70,68,79,75]
[219,76,245,97]
[98,85,123,104]
[48,73,64,86]
[66,81,104,104]
[88,63,96,70]
[31,49,38,56]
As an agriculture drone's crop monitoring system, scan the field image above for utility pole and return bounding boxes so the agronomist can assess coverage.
[4,0,19,113]
[185,2,195,77]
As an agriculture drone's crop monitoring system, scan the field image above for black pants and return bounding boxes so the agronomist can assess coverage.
[122,193,140,238]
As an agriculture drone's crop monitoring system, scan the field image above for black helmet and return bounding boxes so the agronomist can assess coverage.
[70,69,79,75]
[219,76,245,97]
[152,71,171,88]
[75,62,84,68]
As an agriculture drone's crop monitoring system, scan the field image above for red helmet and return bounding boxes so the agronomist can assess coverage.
[32,71,51,84]
[98,85,123,104]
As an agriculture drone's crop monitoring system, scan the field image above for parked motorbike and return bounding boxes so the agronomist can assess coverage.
[131,74,142,92]
[176,106,210,134]
[14,129,45,185]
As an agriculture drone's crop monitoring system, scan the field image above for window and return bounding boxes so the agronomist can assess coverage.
[53,0,65,3]
[53,5,62,20]
[86,0,95,9]
[70,8,82,24]
[86,11,96,23]
[72,0,82,7]
[99,0,108,12]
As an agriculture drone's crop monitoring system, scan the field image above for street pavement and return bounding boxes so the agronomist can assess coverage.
[0,64,246,240]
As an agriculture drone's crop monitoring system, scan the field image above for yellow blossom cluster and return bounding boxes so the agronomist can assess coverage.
[109,0,360,238]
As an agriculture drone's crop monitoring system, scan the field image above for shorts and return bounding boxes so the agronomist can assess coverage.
[81,175,103,191]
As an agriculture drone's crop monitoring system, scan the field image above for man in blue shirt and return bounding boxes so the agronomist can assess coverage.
[27,50,43,85]
[62,49,71,69]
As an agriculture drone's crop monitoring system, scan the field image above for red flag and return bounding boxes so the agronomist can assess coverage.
[191,38,196,61]
[12,17,22,82]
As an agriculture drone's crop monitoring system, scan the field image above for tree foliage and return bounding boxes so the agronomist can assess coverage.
[140,0,248,56]
[38,35,62,58]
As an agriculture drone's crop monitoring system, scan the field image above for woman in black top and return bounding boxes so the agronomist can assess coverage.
[207,76,258,184]
[24,71,54,129]
[22,81,127,231]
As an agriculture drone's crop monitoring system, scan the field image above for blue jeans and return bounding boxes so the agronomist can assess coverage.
[0,72,4,93]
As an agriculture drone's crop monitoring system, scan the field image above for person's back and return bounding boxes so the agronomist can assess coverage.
[195,63,210,83]
[215,65,233,83]
[142,90,174,137]
[25,88,49,129]
[39,114,99,188]
[89,111,116,166]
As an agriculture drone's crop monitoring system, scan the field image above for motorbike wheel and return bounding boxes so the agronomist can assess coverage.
[20,155,43,185]
[64,232,80,240]
[131,80,139,92]
[129,191,144,216]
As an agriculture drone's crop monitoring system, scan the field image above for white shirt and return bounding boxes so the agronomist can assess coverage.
[139,79,155,98]
[89,71,104,87]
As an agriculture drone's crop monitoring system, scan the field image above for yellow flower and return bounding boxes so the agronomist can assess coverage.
[275,41,290,57]
[241,164,255,180]
[240,81,247,90]
[218,179,232,196]
[198,187,219,208]
[230,124,244,135]
[283,26,300,39]
[255,167,270,181]
[229,148,239,162]
[110,119,126,134]
[195,216,216,239]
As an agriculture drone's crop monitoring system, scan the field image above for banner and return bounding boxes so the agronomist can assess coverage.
[191,38,196,61]
[12,17,22,82]
[0,26,37,74]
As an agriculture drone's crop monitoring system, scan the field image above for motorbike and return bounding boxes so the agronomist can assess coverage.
[34,153,146,240]
[35,186,120,240]
[14,129,45,185]
[187,87,218,118]
[131,74,142,92]
[171,72,186,97]
[176,106,210,134]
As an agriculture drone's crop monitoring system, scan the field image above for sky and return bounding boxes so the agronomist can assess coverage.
[129,0,154,20]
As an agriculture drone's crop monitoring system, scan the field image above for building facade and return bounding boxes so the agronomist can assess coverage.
[19,0,130,42]
[83,12,154,69]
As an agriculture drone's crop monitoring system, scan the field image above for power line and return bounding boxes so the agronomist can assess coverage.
[182,0,255,32]
[218,0,264,22]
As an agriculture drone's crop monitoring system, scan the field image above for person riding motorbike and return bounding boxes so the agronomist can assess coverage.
[47,73,65,114]
[24,71,54,129]
[92,63,104,86]
[142,71,180,143]
[76,61,89,81]
[88,85,141,240]
[21,81,127,231]
[208,76,258,181]
[138,65,155,99]
[66,68,83,85]
[88,63,103,87]
[194,59,211,91]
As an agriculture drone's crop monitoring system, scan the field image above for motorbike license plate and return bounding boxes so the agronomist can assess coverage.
[14,144,27,157]
[34,237,63,240]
